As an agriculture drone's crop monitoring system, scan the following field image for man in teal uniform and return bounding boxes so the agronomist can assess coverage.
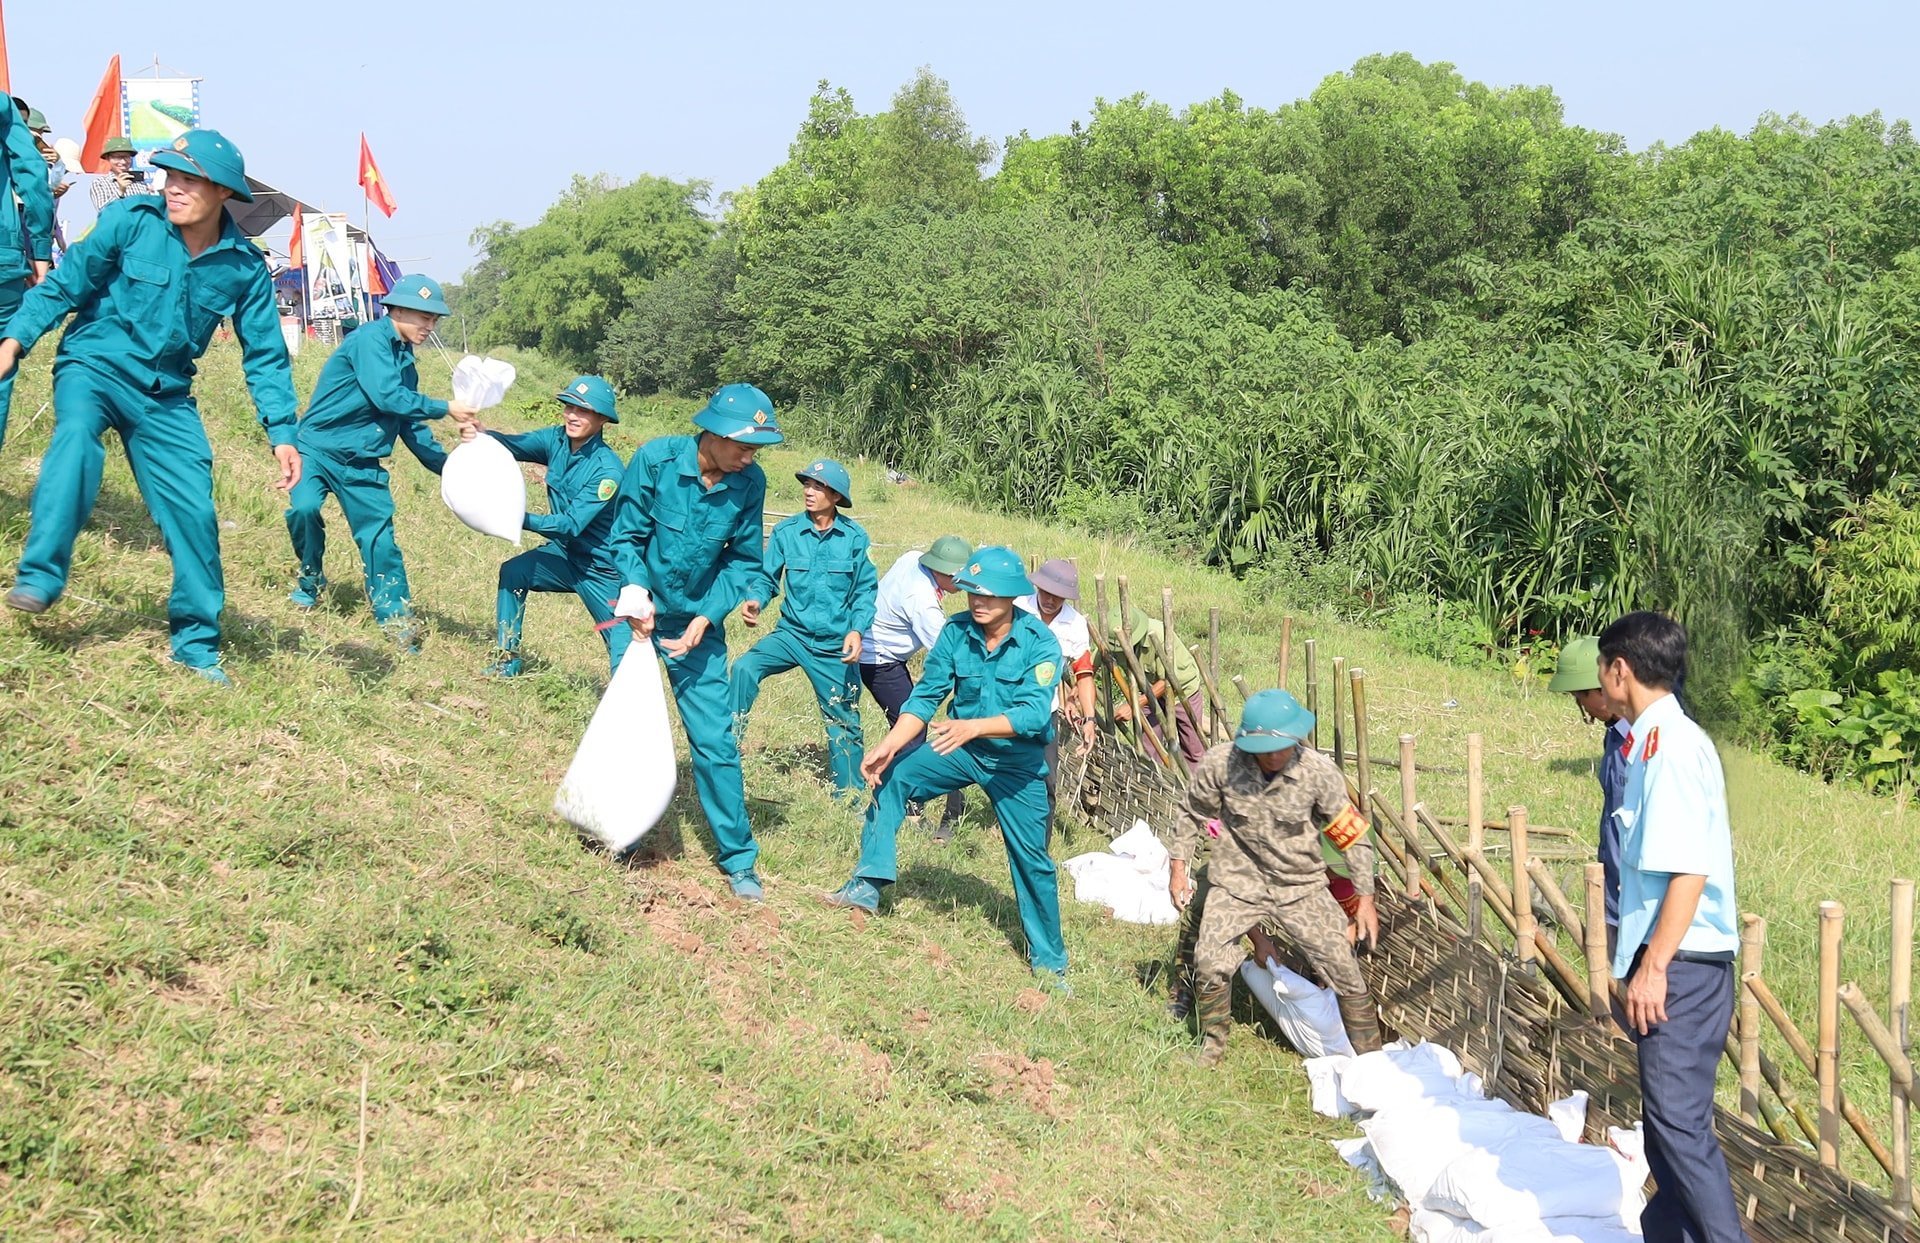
[0,130,300,684]
[825,546,1070,986]
[730,458,878,796]
[0,97,55,451]
[609,383,781,901]
[475,375,628,676]
[283,276,475,647]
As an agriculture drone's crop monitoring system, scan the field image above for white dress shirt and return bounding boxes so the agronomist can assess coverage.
[861,550,947,665]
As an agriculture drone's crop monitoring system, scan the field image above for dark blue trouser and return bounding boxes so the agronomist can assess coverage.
[1630,951,1749,1243]
[860,659,963,821]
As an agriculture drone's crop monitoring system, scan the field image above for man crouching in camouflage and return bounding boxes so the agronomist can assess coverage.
[1170,689,1385,1066]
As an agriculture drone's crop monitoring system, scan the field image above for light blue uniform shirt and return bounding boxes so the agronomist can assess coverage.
[860,549,948,665]
[1611,693,1740,978]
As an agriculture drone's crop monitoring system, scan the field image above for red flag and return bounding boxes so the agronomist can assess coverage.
[288,205,303,270]
[79,55,124,173]
[0,3,11,94]
[358,134,396,217]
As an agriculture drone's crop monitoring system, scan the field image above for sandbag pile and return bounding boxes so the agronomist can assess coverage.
[1061,820,1179,924]
[1305,1043,1648,1243]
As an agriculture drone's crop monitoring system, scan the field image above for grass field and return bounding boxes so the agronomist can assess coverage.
[0,338,1911,1238]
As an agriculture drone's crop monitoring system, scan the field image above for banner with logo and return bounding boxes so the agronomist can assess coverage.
[302,213,359,320]
[122,78,201,151]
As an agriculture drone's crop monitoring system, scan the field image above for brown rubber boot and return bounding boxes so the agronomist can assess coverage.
[1195,981,1233,1067]
[1336,991,1385,1055]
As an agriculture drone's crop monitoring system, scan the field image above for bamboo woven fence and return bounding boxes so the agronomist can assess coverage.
[1057,579,1917,1243]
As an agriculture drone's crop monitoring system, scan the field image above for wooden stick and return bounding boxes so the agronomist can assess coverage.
[1144,625,1195,778]
[1746,971,1893,1168]
[1398,735,1421,900]
[1430,815,1578,839]
[1584,863,1610,1021]
[1465,734,1485,856]
[1893,877,1915,1214]
[1277,616,1293,689]
[1186,640,1234,746]
[1349,667,1371,807]
[1114,577,1177,770]
[1818,900,1844,1169]
[1303,640,1319,752]
[1740,914,1766,1126]
[1385,798,1472,921]
[1462,848,1520,935]
[1362,789,1443,908]
[1229,673,1250,705]
[1330,656,1347,769]
[1839,983,1920,1108]
[1208,606,1221,713]
[1092,573,1116,737]
[1510,806,1535,965]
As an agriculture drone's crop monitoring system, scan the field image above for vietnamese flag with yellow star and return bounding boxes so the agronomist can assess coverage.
[358,133,396,217]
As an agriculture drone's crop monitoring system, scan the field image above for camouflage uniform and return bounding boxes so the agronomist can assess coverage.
[1171,741,1384,1062]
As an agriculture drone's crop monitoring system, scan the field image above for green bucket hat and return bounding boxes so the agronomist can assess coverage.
[25,108,49,134]
[148,129,254,201]
[381,274,451,317]
[918,535,972,577]
[558,374,619,422]
[100,137,137,157]
[952,546,1034,599]
[1546,636,1603,694]
[1235,689,1315,754]
[691,382,783,445]
[796,458,853,507]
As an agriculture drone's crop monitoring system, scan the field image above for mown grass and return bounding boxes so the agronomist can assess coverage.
[0,338,1909,1238]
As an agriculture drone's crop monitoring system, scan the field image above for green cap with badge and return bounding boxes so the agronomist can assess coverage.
[691,382,783,445]
[557,374,619,422]
[1546,636,1603,694]
[101,137,137,157]
[918,535,972,577]
[148,129,255,202]
[381,274,451,317]
[795,458,853,506]
[1234,689,1315,753]
[952,546,1033,598]
[25,108,48,134]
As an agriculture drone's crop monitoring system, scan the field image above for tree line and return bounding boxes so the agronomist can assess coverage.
[451,55,1920,793]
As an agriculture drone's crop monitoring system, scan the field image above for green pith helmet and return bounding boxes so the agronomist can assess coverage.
[1235,689,1316,754]
[1097,602,1151,649]
[952,546,1033,598]
[557,375,619,422]
[1547,636,1604,694]
[691,382,783,445]
[796,458,853,506]
[148,129,254,201]
[382,275,451,317]
[25,108,48,133]
[918,535,971,577]
[101,137,137,157]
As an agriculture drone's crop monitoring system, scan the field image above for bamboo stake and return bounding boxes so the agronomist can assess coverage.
[1466,734,1485,856]
[1092,573,1117,739]
[1839,984,1919,1109]
[1330,656,1347,769]
[1362,789,1444,908]
[1740,914,1765,1126]
[1430,815,1578,839]
[1303,640,1319,752]
[1114,577,1178,770]
[1526,857,1585,949]
[1399,735,1421,900]
[1187,641,1234,746]
[1463,848,1520,935]
[1384,798,1472,921]
[1208,606,1221,704]
[1819,900,1844,1169]
[1229,673,1251,705]
[1510,806,1535,965]
[1893,877,1914,1215]
[1584,863,1609,1021]
[1144,626,1195,778]
[1277,616,1293,689]
[1745,970,1891,1163]
[1349,668,1371,804]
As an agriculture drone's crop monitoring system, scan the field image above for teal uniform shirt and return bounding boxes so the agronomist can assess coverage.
[295,318,449,467]
[607,434,766,623]
[489,425,625,570]
[746,512,879,647]
[0,106,53,282]
[4,197,296,444]
[906,611,1064,769]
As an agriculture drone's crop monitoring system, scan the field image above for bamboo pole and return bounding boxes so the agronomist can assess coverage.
[1303,640,1319,752]
[1207,606,1221,713]
[1745,970,1892,1165]
[1277,617,1293,690]
[1819,900,1844,1169]
[1398,735,1421,900]
[1349,668,1371,804]
[1839,984,1919,1109]
[1115,577,1179,770]
[1893,877,1914,1215]
[1187,641,1234,746]
[1144,626,1195,779]
[1463,848,1520,935]
[1362,789,1443,908]
[1740,914,1766,1126]
[1510,806,1535,965]
[1092,573,1117,739]
[1229,673,1251,705]
[1430,815,1578,839]
[1330,656,1347,769]
[1386,798,1472,921]
[1584,863,1609,1021]
[1466,734,1485,856]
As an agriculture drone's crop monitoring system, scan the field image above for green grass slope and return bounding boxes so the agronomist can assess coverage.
[0,339,1909,1238]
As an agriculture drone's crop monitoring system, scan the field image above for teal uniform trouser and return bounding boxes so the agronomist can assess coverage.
[284,450,414,623]
[0,277,25,451]
[494,544,631,673]
[856,745,1067,972]
[656,613,757,875]
[728,627,864,795]
[14,364,225,668]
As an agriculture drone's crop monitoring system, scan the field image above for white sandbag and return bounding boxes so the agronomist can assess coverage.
[1363,1098,1560,1209]
[1339,1041,1472,1112]
[1109,818,1170,870]
[1060,817,1178,925]
[1547,1092,1589,1144]
[1241,955,1354,1058]
[440,434,525,544]
[1423,1134,1639,1228]
[451,354,516,411]
[1306,1054,1355,1117]
[553,649,678,853]
[1410,1208,1641,1243]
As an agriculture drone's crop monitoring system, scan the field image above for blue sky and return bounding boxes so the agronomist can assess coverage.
[13,0,1920,279]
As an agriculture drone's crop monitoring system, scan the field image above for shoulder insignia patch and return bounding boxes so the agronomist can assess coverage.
[597,478,617,501]
[1035,660,1058,688]
[1643,726,1661,762]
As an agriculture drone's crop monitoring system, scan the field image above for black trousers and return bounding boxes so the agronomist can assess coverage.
[1630,949,1749,1243]
[860,660,964,822]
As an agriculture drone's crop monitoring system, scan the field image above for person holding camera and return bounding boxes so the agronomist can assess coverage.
[90,138,156,209]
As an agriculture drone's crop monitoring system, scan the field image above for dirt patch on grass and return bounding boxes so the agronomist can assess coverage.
[977,1052,1066,1119]
[1013,988,1048,1014]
